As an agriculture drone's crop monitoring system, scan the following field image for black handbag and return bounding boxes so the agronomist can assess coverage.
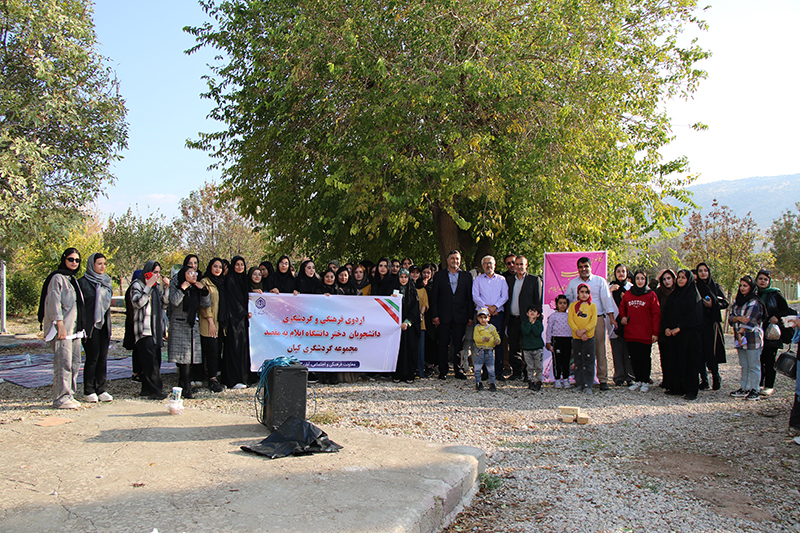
[775,350,797,380]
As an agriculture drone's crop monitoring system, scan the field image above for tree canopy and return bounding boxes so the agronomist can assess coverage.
[769,202,800,281]
[173,181,273,264]
[0,0,128,253]
[186,0,707,266]
[682,200,772,298]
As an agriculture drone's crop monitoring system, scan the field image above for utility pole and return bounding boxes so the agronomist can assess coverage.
[1,260,7,334]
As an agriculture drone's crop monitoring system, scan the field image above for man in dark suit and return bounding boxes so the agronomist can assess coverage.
[429,250,474,379]
[506,255,543,380]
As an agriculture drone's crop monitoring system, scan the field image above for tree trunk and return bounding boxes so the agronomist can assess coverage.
[431,201,461,267]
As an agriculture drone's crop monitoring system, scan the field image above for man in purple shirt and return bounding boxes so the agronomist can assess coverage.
[472,255,509,380]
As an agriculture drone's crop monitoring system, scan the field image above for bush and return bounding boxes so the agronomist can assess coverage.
[6,273,41,316]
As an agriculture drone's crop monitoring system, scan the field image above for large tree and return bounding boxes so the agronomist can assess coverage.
[103,208,178,293]
[186,0,706,266]
[769,202,800,281]
[682,200,772,298]
[173,182,273,264]
[0,0,127,252]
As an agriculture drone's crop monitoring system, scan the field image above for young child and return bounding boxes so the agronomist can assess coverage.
[546,295,573,389]
[521,305,545,391]
[568,283,598,394]
[473,307,500,391]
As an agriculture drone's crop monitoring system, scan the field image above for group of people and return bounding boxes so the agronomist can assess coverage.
[38,247,798,442]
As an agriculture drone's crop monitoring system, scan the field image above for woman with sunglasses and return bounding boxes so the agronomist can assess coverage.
[39,248,86,409]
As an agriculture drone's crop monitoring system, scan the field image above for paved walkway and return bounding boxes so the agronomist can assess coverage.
[0,400,484,533]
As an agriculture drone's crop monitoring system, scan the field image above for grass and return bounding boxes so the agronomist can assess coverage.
[479,473,503,492]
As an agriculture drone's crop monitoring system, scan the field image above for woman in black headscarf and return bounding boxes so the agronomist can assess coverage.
[755,268,794,396]
[609,263,633,386]
[315,269,343,295]
[391,268,421,383]
[168,265,209,399]
[249,266,264,293]
[695,262,729,390]
[267,255,297,294]
[259,260,274,287]
[200,258,226,392]
[371,257,396,296]
[39,248,85,409]
[223,256,250,389]
[78,253,114,403]
[662,269,704,400]
[336,265,357,295]
[124,269,143,382]
[655,269,676,390]
[295,260,323,294]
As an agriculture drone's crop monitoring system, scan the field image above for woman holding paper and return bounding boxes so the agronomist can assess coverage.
[39,248,86,409]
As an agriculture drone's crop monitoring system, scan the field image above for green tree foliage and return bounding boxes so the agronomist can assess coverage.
[0,0,128,252]
[769,202,800,281]
[173,182,272,265]
[682,200,772,298]
[9,210,112,313]
[186,0,707,266]
[103,208,178,292]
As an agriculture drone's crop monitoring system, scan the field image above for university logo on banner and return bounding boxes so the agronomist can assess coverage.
[248,293,403,372]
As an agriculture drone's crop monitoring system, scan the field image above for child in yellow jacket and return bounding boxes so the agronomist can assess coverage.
[568,283,598,394]
[473,307,501,391]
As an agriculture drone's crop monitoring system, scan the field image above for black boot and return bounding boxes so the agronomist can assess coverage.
[712,373,721,391]
[178,364,193,399]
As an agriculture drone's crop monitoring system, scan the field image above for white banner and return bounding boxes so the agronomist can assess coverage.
[248,293,403,372]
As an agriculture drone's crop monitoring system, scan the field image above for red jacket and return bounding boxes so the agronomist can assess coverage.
[619,290,661,344]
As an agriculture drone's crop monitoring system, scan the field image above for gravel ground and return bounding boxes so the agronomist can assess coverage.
[1,315,799,532]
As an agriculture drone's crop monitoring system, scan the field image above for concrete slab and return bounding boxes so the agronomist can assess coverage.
[0,400,484,533]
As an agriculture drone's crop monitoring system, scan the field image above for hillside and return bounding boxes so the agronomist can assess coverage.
[684,174,800,229]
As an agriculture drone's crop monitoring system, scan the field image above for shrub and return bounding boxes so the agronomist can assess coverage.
[6,273,41,316]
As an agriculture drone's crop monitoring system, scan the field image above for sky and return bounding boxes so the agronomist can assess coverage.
[91,0,800,220]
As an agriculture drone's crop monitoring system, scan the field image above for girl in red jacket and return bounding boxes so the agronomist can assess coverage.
[619,270,661,393]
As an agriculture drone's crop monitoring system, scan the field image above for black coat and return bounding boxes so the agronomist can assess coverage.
[507,273,542,317]
[78,276,112,339]
[429,269,473,324]
[758,289,794,347]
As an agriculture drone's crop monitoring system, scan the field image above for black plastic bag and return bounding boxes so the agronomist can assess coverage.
[241,416,342,459]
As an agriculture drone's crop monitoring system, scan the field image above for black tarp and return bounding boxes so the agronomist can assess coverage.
[241,416,342,459]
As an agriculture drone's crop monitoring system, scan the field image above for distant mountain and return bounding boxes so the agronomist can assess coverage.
[683,174,800,229]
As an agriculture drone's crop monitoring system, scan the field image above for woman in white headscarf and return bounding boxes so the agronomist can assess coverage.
[78,253,114,402]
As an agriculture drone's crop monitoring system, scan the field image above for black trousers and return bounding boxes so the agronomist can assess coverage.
[201,335,221,382]
[760,346,779,389]
[437,321,467,376]
[627,341,653,384]
[506,315,525,376]
[552,336,572,380]
[82,324,109,395]
[135,336,163,396]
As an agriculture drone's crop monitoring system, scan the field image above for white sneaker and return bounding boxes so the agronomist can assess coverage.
[794,436,800,446]
[554,379,563,389]
[98,392,113,402]
[563,380,572,389]
[640,383,650,393]
[84,393,99,403]
[56,399,80,409]
[628,382,641,391]
[232,383,247,390]
[760,388,774,396]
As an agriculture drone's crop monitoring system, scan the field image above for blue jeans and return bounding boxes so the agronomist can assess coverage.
[474,348,496,384]
[737,348,761,391]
